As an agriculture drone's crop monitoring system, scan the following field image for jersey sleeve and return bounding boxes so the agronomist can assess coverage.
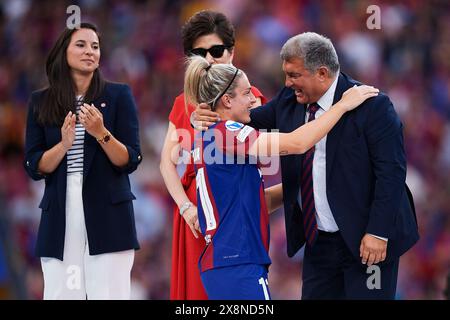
[214,121,260,157]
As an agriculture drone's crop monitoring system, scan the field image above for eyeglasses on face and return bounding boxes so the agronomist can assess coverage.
[190,45,230,59]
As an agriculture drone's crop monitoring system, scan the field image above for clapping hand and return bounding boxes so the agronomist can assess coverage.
[61,111,76,151]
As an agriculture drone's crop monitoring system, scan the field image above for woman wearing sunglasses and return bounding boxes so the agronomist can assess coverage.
[160,10,267,300]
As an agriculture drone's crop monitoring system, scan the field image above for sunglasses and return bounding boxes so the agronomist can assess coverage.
[190,45,230,59]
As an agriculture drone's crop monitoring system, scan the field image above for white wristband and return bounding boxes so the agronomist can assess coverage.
[179,201,193,216]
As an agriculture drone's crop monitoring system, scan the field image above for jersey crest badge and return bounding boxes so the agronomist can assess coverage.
[225,120,244,131]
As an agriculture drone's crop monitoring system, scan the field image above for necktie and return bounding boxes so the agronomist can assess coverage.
[301,103,320,246]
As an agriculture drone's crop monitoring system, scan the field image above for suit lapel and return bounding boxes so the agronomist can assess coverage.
[294,101,306,131]
[326,73,352,181]
[292,100,306,191]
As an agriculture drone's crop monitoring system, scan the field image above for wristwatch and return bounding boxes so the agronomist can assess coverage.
[96,130,111,144]
[179,201,193,216]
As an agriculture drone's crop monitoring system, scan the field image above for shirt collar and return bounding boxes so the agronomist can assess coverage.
[312,73,339,112]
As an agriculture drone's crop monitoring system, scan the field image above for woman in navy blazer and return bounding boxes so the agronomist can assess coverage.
[24,22,142,299]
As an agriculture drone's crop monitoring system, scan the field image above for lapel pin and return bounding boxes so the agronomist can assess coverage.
[100,103,106,108]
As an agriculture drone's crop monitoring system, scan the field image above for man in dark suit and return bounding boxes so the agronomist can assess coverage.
[194,32,419,299]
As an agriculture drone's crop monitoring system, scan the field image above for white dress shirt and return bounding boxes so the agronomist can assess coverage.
[297,75,339,232]
[296,75,387,241]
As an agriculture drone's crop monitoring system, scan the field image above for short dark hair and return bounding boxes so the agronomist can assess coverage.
[181,10,235,56]
[37,22,105,126]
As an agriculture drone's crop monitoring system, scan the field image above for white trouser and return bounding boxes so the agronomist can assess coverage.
[41,173,135,300]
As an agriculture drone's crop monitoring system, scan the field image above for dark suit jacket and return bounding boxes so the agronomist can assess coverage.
[24,82,142,260]
[249,72,419,262]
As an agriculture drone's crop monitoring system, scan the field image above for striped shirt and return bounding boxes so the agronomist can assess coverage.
[67,96,85,174]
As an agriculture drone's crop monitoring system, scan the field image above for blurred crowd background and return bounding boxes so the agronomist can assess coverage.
[0,0,449,300]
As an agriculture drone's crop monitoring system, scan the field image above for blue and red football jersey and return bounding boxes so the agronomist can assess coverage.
[193,120,271,272]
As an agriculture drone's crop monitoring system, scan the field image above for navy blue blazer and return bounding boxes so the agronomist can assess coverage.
[249,73,419,262]
[24,82,142,260]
